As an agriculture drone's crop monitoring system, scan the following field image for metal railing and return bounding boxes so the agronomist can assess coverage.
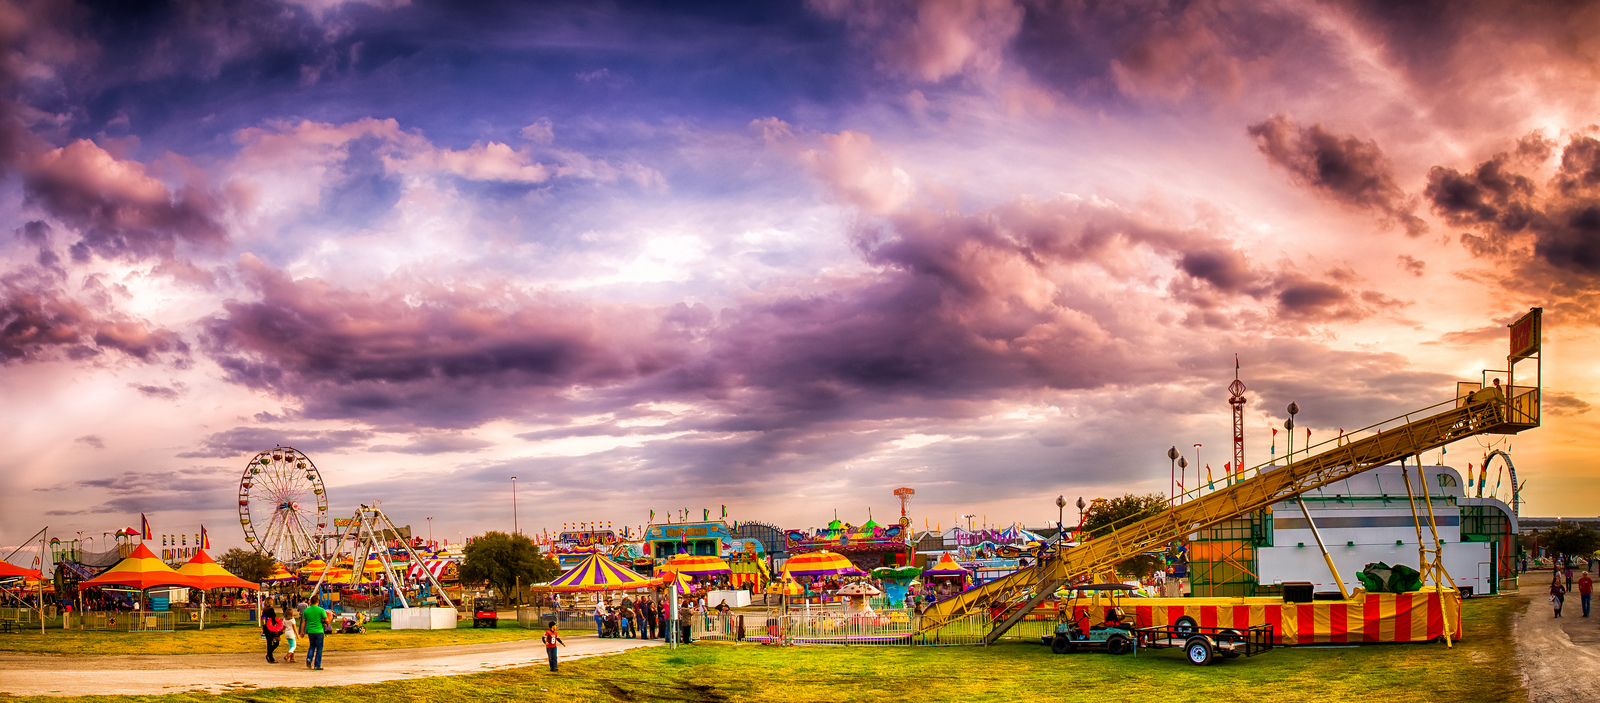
[66,611,179,631]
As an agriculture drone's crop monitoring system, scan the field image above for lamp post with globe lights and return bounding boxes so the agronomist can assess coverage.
[1076,497,1086,528]
[1168,446,1179,503]
[1056,495,1067,532]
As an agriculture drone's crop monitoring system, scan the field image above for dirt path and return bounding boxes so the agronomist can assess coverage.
[0,633,662,697]
[1515,571,1600,703]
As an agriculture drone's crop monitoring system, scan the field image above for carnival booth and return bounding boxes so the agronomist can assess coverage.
[781,551,864,606]
[175,550,260,630]
[79,543,199,631]
[533,551,668,637]
[659,554,732,597]
[923,552,971,602]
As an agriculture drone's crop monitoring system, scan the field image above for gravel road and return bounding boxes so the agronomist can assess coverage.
[1516,571,1600,703]
[0,633,661,697]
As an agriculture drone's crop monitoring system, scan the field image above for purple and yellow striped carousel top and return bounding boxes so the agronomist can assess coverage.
[539,553,663,592]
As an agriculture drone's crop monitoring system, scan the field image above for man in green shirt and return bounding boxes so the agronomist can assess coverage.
[299,600,331,670]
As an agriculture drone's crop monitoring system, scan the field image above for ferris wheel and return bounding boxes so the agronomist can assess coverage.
[238,446,329,564]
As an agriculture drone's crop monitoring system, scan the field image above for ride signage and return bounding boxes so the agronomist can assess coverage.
[1508,307,1541,360]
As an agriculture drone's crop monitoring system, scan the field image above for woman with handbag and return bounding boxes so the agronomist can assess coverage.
[1551,573,1568,618]
[261,606,286,663]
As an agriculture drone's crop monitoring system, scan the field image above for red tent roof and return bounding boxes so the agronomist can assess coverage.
[0,561,40,579]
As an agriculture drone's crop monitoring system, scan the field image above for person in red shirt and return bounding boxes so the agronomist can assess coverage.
[1580,573,1593,618]
[542,622,565,671]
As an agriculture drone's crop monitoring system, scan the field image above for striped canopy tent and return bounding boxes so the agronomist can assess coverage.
[923,552,970,577]
[81,543,198,590]
[765,574,804,595]
[261,565,300,584]
[176,550,259,631]
[320,569,381,588]
[661,554,732,577]
[0,561,40,579]
[781,551,863,577]
[662,568,693,593]
[407,559,449,581]
[297,559,328,576]
[176,550,259,591]
[534,552,663,592]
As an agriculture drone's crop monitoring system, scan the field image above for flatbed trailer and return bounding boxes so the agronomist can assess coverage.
[1134,622,1274,666]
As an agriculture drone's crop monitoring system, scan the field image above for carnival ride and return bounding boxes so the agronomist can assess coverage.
[308,504,455,612]
[238,446,328,564]
[919,309,1545,645]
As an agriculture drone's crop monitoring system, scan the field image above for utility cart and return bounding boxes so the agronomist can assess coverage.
[1133,622,1274,665]
[1041,583,1138,655]
[472,596,499,628]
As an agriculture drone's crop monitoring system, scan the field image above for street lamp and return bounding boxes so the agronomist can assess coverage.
[1177,457,1188,503]
[1167,446,1179,503]
[511,477,519,535]
[1055,496,1066,532]
[1193,443,1202,488]
[1076,497,1085,527]
[1286,402,1299,465]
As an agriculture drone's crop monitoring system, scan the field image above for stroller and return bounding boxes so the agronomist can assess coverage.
[601,610,621,639]
[336,611,368,634]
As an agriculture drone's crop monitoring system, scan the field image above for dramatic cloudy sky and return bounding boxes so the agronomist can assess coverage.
[3,0,1599,553]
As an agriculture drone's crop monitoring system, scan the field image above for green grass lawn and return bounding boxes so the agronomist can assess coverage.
[0,617,546,656]
[0,595,1527,702]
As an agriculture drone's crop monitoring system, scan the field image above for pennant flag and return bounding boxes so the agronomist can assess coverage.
[1205,463,1214,489]
[1467,463,1474,486]
[201,526,209,550]
[1305,427,1311,444]
[650,510,655,522]
[1271,428,1278,456]
[1235,354,1240,370]
[721,505,727,519]
[141,514,152,540]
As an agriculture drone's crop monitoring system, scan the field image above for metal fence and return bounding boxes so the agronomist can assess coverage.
[66,611,180,632]
[0,607,40,629]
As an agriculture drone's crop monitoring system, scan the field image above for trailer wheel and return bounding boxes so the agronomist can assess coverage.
[1185,637,1214,666]
[1173,616,1198,636]
[1107,635,1132,655]
[1051,636,1076,654]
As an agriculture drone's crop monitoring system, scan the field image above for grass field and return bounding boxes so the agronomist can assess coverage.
[0,617,547,656]
[0,595,1528,702]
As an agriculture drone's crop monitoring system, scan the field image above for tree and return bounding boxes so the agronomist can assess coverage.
[1082,493,1169,538]
[1539,523,1600,564]
[1080,493,1171,578]
[459,531,560,603]
[218,547,274,582]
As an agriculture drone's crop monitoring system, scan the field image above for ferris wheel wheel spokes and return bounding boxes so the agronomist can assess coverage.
[239,446,330,564]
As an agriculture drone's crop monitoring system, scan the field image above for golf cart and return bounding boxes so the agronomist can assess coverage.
[472,595,499,628]
[1043,583,1137,655]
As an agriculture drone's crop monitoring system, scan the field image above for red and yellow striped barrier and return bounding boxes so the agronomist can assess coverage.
[1047,590,1462,645]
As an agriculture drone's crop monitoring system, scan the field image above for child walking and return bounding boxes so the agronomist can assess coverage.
[283,608,299,664]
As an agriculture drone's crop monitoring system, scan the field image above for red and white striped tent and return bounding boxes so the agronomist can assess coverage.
[407,559,449,580]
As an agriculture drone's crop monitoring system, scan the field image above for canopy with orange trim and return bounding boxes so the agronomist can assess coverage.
[80,543,198,590]
[780,550,862,577]
[660,554,731,577]
[0,561,40,579]
[176,550,259,591]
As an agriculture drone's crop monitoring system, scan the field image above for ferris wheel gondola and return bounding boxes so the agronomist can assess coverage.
[238,446,329,564]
